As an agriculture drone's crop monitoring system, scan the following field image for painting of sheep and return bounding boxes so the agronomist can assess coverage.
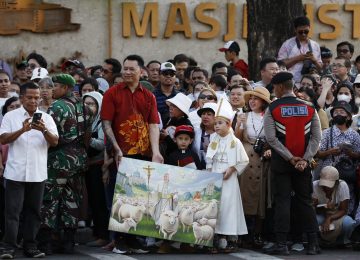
[108,157,223,246]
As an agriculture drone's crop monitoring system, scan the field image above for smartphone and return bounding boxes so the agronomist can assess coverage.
[32,112,42,124]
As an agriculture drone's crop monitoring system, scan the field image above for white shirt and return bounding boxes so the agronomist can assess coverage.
[246,111,265,140]
[277,37,322,83]
[313,180,350,206]
[0,106,58,182]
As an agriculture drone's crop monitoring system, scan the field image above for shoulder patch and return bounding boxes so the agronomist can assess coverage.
[281,105,308,117]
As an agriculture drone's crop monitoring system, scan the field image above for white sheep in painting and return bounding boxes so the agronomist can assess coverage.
[192,222,214,245]
[198,217,216,229]
[111,196,122,219]
[194,200,218,221]
[158,210,179,240]
[113,218,137,233]
[118,204,146,224]
[179,206,197,232]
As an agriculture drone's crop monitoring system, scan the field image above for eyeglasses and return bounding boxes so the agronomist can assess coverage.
[0,79,10,84]
[161,71,176,77]
[331,63,346,68]
[103,69,112,75]
[337,49,349,54]
[198,94,216,100]
[297,29,309,35]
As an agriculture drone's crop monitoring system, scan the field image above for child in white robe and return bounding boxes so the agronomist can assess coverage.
[206,98,249,252]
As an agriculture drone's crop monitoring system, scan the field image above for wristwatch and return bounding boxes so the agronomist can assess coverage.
[43,129,48,135]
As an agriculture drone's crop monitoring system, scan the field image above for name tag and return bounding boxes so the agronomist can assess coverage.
[281,106,308,117]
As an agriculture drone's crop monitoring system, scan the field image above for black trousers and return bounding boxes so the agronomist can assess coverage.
[272,163,318,243]
[3,179,45,249]
[85,163,109,240]
[0,178,5,240]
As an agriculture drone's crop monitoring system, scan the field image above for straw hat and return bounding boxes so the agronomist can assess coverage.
[243,86,271,104]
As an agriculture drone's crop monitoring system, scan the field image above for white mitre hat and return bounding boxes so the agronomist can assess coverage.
[215,98,235,122]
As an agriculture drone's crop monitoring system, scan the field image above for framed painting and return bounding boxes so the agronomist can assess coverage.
[108,158,223,247]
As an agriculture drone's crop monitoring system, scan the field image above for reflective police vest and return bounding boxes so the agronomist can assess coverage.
[269,96,315,158]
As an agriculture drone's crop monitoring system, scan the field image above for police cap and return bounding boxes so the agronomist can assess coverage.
[271,72,293,85]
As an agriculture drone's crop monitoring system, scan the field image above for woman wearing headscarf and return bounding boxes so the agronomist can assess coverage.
[82,91,109,247]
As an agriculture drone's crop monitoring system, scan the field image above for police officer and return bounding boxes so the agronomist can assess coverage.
[263,72,321,255]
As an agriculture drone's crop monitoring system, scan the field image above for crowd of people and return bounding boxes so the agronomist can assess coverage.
[0,15,360,258]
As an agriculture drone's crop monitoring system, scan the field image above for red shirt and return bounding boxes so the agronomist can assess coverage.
[233,59,249,79]
[101,82,159,156]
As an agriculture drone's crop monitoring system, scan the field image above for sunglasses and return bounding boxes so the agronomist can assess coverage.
[103,69,112,75]
[161,71,176,77]
[199,94,216,100]
[297,29,309,35]
[337,49,350,54]
[0,79,10,84]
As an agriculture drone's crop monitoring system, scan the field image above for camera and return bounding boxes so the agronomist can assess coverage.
[253,137,265,155]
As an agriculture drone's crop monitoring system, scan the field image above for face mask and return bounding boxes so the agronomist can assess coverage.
[333,115,347,125]
[337,94,351,103]
[194,92,200,100]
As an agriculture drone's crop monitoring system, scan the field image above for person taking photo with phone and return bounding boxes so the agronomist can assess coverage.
[277,16,322,83]
[0,82,58,259]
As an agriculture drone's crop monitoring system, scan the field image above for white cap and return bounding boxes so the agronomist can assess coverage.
[96,77,109,93]
[31,67,48,81]
[319,166,339,188]
[160,62,176,72]
[197,102,218,117]
[215,98,235,121]
[166,93,192,117]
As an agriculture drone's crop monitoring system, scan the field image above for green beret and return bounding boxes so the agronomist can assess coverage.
[271,72,293,85]
[52,74,76,87]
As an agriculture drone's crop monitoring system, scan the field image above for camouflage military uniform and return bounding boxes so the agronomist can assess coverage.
[41,93,93,230]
